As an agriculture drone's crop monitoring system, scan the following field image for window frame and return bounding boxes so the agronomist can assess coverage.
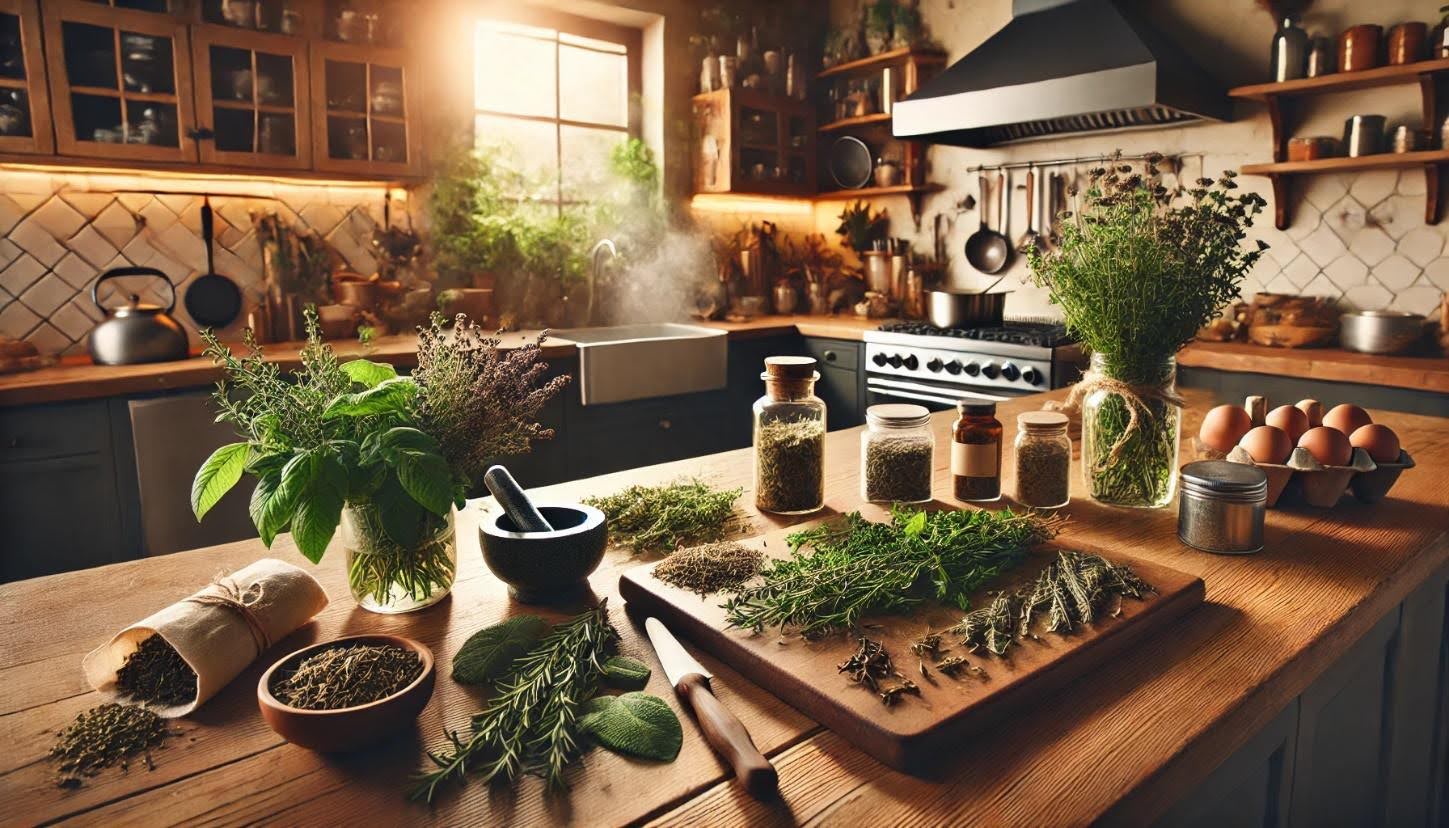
[470,6,642,211]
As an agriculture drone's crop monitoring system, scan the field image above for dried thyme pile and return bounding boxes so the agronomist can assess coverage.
[654,541,763,595]
[583,479,743,555]
[270,643,423,710]
[50,703,177,788]
[863,435,933,503]
[1014,439,1071,508]
[755,418,825,513]
[838,636,919,706]
[114,634,197,707]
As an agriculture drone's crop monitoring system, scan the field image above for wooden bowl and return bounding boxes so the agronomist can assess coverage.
[258,634,435,753]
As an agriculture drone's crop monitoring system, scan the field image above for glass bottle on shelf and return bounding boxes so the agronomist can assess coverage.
[753,356,826,515]
[952,401,1002,502]
[861,403,933,504]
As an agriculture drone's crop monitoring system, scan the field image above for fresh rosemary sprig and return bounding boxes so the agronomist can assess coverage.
[410,603,618,802]
[583,479,744,555]
[723,507,1063,639]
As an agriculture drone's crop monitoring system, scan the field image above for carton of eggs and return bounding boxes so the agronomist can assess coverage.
[1198,395,1414,507]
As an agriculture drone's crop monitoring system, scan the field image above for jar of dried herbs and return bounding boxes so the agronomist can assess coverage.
[753,356,826,514]
[861,404,934,503]
[952,400,1002,502]
[1014,411,1071,508]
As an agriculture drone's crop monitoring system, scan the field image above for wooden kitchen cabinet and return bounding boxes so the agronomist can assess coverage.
[0,0,54,154]
[693,87,814,197]
[42,0,197,162]
[309,39,418,176]
[189,23,311,168]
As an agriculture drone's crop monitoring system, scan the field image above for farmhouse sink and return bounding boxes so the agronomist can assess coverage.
[552,323,728,405]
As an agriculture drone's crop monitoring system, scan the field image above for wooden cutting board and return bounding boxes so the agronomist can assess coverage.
[619,510,1205,775]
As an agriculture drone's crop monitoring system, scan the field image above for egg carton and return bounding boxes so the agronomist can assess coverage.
[1221,445,1415,508]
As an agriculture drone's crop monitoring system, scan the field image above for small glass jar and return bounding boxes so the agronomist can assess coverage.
[952,400,1002,502]
[1014,411,1071,508]
[861,403,933,503]
[1177,460,1267,554]
[753,356,826,514]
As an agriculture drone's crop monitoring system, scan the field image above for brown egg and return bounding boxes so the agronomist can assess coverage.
[1350,424,1401,463]
[1295,399,1324,428]
[1323,403,1372,435]
[1265,405,1310,443]
[1239,425,1293,464]
[1298,426,1353,467]
[1198,404,1254,453]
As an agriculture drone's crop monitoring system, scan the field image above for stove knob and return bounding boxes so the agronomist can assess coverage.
[963,361,980,377]
[944,359,963,375]
[903,354,919,371]
[872,352,888,367]
[1001,362,1020,381]
[887,354,904,368]
[981,362,1000,379]
[1022,367,1043,386]
[926,357,943,373]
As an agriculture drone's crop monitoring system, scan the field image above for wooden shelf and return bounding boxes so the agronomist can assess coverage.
[1229,57,1449,101]
[813,183,941,200]
[819,112,891,133]
[212,99,295,114]
[816,47,945,80]
[71,85,178,103]
[1242,151,1449,229]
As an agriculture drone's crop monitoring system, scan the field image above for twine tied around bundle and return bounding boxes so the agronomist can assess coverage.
[187,576,270,656]
[1046,369,1185,471]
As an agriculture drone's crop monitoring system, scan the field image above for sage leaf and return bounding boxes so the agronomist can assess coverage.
[603,656,651,690]
[340,358,397,388]
[191,442,249,520]
[398,450,453,516]
[451,615,551,685]
[322,377,416,419]
[580,692,682,762]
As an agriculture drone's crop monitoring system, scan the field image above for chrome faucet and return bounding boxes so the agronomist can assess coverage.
[587,239,618,326]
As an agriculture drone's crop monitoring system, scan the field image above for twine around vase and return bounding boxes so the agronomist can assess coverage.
[1046,369,1185,472]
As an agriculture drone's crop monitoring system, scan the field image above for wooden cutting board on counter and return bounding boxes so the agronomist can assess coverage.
[619,510,1205,775]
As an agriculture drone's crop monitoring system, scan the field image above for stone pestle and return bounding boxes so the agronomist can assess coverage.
[483,465,555,533]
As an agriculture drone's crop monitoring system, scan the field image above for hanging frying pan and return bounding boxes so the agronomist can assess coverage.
[963,173,1010,274]
[184,197,243,329]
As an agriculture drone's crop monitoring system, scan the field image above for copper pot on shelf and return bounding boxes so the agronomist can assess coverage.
[1338,24,1383,72]
[1387,22,1427,65]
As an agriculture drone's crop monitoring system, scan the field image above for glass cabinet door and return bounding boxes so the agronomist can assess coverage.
[42,0,196,162]
[0,0,53,155]
[190,25,309,168]
[310,40,416,175]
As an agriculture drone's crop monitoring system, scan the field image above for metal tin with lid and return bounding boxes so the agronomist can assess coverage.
[1178,460,1268,554]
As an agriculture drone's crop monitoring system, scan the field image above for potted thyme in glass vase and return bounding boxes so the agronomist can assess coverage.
[1028,157,1267,508]
[191,309,568,612]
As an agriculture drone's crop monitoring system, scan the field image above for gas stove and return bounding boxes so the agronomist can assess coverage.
[861,319,1084,409]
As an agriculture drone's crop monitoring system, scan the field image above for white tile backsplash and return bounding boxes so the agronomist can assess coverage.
[1323,256,1368,291]
[1397,227,1443,267]
[19,273,77,316]
[0,253,45,295]
[1350,227,1395,267]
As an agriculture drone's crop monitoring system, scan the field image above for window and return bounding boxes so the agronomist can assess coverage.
[473,14,639,211]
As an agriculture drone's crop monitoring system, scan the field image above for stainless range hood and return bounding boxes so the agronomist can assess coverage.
[892,0,1229,147]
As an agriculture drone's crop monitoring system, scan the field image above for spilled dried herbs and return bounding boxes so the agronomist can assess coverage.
[270,643,423,710]
[583,479,744,555]
[654,541,763,595]
[724,507,1063,639]
[838,636,919,706]
[49,703,178,788]
[114,634,196,707]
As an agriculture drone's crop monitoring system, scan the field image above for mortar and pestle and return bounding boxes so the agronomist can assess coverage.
[478,465,607,603]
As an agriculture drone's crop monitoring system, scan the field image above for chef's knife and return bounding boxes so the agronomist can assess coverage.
[644,617,778,798]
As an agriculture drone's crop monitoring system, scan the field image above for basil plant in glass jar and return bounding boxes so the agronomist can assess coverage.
[1028,156,1267,508]
[191,309,568,613]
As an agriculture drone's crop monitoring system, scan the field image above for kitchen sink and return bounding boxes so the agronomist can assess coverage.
[552,323,728,405]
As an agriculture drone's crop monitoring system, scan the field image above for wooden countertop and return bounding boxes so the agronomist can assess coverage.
[0,316,883,408]
[1179,339,1449,393]
[2,388,1446,825]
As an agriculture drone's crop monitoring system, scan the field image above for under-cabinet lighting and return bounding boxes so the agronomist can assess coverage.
[689,193,814,216]
[0,162,400,197]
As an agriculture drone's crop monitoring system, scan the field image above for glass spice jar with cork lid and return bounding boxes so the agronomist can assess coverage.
[952,400,1002,502]
[1014,411,1072,508]
[861,403,934,503]
[753,356,826,514]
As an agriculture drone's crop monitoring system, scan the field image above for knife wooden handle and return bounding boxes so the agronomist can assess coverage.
[676,673,778,799]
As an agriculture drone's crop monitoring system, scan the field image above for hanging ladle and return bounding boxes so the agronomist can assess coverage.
[963,173,1010,274]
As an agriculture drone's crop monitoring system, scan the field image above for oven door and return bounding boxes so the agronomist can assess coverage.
[864,376,1018,411]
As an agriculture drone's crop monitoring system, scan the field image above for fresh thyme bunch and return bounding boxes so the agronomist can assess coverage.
[411,603,617,801]
[582,479,744,555]
[723,507,1063,639]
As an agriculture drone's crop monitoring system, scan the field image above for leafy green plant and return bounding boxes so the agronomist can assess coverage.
[834,200,888,253]
[192,309,567,603]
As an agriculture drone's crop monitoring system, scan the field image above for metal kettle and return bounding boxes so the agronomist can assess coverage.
[88,266,190,365]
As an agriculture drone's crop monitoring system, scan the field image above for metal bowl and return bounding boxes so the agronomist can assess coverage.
[1339,310,1425,354]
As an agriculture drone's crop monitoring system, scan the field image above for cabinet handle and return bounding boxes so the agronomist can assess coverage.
[186,126,216,141]
[658,418,672,431]
[823,350,837,362]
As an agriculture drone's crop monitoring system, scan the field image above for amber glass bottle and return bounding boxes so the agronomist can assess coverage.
[952,401,1002,502]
